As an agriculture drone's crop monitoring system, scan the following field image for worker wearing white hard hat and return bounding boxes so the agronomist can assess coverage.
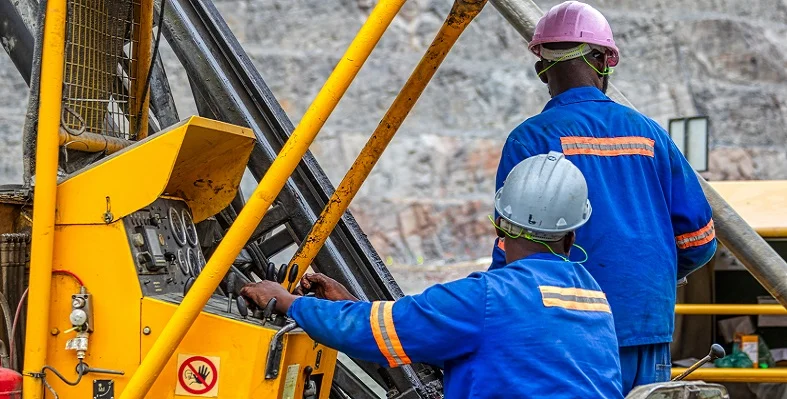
[242,152,623,398]
[491,1,716,394]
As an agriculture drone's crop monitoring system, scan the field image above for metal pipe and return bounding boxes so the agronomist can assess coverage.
[0,0,35,85]
[288,0,488,281]
[22,0,66,395]
[118,1,407,397]
[21,0,47,185]
[489,0,787,307]
[676,304,787,315]
[59,129,133,154]
[670,368,787,383]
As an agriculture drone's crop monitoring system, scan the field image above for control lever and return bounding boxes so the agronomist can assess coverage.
[262,298,277,321]
[226,273,237,313]
[287,264,299,292]
[236,296,248,318]
[266,262,277,282]
[672,344,726,381]
[276,264,287,284]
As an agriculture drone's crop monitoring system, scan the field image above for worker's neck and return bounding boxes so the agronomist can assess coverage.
[548,81,599,98]
[505,239,569,264]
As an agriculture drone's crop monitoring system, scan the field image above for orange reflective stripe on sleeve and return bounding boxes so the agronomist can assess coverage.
[561,136,655,157]
[382,302,412,365]
[676,219,715,249]
[370,302,397,367]
[370,301,411,367]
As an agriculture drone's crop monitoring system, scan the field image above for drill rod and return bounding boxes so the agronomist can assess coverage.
[287,0,489,284]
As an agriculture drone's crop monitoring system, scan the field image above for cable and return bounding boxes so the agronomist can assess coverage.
[0,291,14,369]
[42,360,85,386]
[134,0,167,138]
[9,287,28,371]
[52,269,84,286]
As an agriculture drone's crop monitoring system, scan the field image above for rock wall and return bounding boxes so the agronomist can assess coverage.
[1,0,785,265]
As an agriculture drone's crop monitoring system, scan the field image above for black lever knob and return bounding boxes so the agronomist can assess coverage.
[266,262,277,282]
[276,264,287,284]
[262,298,277,320]
[236,296,248,318]
[710,343,726,360]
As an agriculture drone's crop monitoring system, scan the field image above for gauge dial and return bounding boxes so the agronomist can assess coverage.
[197,250,207,271]
[169,207,187,246]
[177,249,189,275]
[182,209,198,247]
[187,248,200,276]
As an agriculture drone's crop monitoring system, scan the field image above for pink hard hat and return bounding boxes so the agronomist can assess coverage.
[529,1,620,67]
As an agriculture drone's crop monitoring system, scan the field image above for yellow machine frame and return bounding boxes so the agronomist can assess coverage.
[39,118,338,398]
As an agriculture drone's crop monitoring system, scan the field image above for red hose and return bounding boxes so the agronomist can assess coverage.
[9,287,28,371]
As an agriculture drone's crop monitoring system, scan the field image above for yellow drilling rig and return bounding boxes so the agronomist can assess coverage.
[0,0,785,398]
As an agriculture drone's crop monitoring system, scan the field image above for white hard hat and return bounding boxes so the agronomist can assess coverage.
[494,151,592,241]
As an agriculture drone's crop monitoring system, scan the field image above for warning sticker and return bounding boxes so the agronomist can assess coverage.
[176,354,220,397]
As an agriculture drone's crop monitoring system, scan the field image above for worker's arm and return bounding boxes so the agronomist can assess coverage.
[245,275,487,369]
[667,142,717,279]
[490,136,532,270]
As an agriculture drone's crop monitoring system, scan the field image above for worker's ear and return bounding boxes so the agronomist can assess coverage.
[494,217,506,238]
[535,60,548,84]
[562,231,575,254]
[590,50,608,77]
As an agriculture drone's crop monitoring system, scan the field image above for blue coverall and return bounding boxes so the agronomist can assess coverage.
[289,253,623,399]
[492,87,717,393]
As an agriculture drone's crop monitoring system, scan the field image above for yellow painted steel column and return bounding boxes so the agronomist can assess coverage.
[675,304,787,315]
[670,368,787,383]
[118,1,407,397]
[287,0,488,282]
[22,0,67,396]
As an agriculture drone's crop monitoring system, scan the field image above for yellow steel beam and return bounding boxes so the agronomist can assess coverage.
[22,0,67,396]
[287,0,488,283]
[118,1,407,397]
[675,304,787,315]
[670,368,787,383]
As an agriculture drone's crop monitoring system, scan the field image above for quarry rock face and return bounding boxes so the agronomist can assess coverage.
[1,0,785,265]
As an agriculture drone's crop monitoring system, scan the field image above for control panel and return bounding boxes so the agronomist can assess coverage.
[123,198,207,296]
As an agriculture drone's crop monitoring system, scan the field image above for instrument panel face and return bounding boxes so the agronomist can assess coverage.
[123,198,207,296]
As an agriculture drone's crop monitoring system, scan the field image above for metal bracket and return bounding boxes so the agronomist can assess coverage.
[264,320,297,380]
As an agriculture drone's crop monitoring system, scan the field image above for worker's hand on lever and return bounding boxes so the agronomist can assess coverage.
[240,281,297,314]
[295,273,358,302]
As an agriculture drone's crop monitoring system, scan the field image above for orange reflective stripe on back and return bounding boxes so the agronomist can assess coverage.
[561,136,655,157]
[539,285,611,313]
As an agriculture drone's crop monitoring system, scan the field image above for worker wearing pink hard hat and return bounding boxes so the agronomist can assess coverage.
[490,1,716,395]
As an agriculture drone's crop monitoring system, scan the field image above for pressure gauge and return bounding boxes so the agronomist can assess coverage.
[187,248,199,276]
[169,206,187,246]
[70,309,88,326]
[182,210,198,247]
[197,250,206,271]
[177,249,189,275]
